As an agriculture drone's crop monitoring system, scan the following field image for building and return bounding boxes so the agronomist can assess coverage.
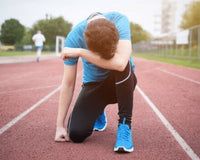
[161,0,176,34]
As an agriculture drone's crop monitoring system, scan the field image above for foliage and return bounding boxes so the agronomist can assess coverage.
[31,17,72,45]
[21,28,32,45]
[130,22,151,43]
[0,19,25,45]
[180,1,200,29]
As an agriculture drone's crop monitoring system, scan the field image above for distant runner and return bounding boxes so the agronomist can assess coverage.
[32,30,45,62]
[55,12,137,153]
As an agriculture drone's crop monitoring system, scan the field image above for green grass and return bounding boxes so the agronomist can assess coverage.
[0,51,53,57]
[134,53,200,69]
[155,48,199,57]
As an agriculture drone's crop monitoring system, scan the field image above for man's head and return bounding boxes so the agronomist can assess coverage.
[84,15,119,60]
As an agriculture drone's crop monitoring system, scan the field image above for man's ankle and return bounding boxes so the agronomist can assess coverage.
[118,117,131,128]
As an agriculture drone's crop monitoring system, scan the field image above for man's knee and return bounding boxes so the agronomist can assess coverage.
[69,128,92,143]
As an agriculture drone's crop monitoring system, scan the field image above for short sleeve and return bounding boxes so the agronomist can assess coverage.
[63,31,79,66]
[115,15,131,40]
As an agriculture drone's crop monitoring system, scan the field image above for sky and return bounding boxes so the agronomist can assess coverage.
[0,0,193,36]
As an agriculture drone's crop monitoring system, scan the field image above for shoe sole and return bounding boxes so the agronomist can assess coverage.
[114,146,134,153]
[93,122,107,131]
[93,113,107,131]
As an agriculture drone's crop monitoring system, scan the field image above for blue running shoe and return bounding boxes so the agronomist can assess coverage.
[114,118,134,153]
[93,112,107,131]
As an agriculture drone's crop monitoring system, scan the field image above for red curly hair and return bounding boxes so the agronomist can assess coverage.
[84,19,119,59]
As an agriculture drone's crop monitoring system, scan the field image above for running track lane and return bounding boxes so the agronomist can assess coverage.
[0,59,63,127]
[0,57,199,159]
[135,58,200,158]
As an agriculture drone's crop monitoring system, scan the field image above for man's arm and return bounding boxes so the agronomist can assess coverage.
[55,64,77,141]
[43,35,46,42]
[32,35,36,42]
[61,40,132,72]
[82,40,132,71]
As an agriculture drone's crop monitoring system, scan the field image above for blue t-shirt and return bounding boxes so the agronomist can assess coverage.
[64,11,135,83]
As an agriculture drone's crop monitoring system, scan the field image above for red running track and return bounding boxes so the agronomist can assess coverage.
[0,57,200,160]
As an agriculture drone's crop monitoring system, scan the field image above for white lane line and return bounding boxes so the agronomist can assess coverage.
[157,68,200,85]
[136,85,200,160]
[0,72,81,135]
[0,85,61,135]
[0,84,58,95]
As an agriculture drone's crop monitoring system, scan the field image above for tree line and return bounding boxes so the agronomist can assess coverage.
[0,16,150,49]
[0,0,199,48]
[0,16,72,50]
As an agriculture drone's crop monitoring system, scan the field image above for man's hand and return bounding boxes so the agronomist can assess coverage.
[55,126,69,142]
[61,47,81,60]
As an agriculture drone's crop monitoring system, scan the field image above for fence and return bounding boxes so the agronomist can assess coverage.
[133,25,200,60]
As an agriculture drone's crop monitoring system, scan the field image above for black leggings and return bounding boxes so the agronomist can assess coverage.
[68,62,137,143]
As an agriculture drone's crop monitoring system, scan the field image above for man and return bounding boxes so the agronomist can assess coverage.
[32,30,46,62]
[55,12,137,153]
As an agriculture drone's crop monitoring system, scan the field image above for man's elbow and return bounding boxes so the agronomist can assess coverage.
[115,51,131,72]
[118,54,131,71]
[116,61,128,72]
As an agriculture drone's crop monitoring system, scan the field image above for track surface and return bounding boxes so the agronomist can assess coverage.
[0,57,200,160]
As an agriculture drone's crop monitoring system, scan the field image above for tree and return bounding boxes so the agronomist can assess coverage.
[180,1,200,29]
[130,22,151,43]
[21,28,32,45]
[0,19,25,45]
[31,17,72,46]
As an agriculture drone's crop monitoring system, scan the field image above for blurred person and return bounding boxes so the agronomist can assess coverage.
[32,30,46,62]
[55,12,137,153]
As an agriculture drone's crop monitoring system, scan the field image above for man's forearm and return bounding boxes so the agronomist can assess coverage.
[80,49,128,71]
[79,40,132,71]
[56,84,74,127]
[62,40,132,71]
